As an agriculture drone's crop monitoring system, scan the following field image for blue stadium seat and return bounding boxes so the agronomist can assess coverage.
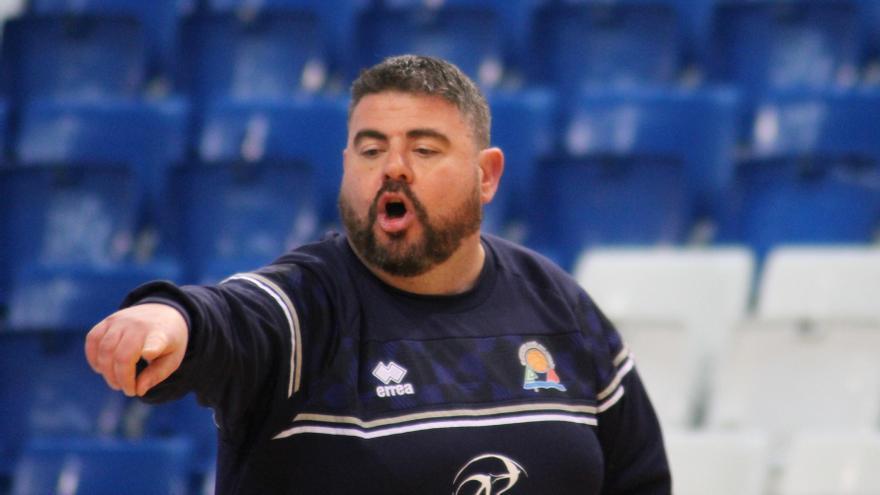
[178,8,331,103]
[529,1,682,92]
[26,0,195,79]
[0,332,128,476]
[196,96,347,225]
[15,98,190,227]
[708,0,864,91]
[5,98,188,330]
[485,89,556,237]
[0,14,147,101]
[353,0,507,89]
[526,87,740,269]
[171,160,320,282]
[0,165,179,331]
[142,395,218,479]
[205,0,360,78]
[718,89,880,258]
[12,437,192,495]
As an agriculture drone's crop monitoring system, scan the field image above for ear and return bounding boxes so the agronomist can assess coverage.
[477,147,504,205]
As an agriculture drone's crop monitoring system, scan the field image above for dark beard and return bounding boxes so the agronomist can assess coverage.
[338,179,482,277]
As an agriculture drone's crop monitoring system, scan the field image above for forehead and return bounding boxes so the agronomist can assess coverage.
[348,91,471,139]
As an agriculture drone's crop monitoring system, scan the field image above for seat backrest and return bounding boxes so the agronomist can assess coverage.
[15,98,189,222]
[178,10,329,101]
[354,1,506,89]
[0,166,137,270]
[172,161,319,282]
[0,333,128,470]
[708,0,863,91]
[530,1,682,91]
[708,321,880,438]
[719,91,880,256]
[12,437,193,495]
[527,87,739,267]
[575,246,754,355]
[779,431,880,495]
[665,430,770,495]
[196,97,347,224]
[484,89,555,235]
[757,246,880,322]
[1,14,146,101]
[27,0,193,77]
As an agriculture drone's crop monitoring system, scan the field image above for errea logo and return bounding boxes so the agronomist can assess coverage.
[372,361,416,398]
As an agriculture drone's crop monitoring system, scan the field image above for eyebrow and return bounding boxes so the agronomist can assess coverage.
[352,129,388,147]
[406,128,451,146]
[351,128,452,147]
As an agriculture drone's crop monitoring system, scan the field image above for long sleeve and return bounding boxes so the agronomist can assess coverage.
[581,296,672,494]
[121,262,334,435]
[598,367,671,494]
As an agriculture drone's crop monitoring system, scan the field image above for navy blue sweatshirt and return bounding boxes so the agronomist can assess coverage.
[126,233,670,494]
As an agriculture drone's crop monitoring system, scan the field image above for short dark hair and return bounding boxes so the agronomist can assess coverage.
[349,55,491,149]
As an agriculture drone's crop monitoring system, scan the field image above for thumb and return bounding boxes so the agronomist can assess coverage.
[141,330,170,362]
[135,354,180,397]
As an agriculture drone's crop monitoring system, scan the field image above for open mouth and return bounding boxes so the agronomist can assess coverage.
[385,200,407,219]
[377,193,415,233]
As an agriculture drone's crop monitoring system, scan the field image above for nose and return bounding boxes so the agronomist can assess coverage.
[383,148,413,183]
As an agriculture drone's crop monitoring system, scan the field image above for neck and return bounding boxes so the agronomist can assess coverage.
[353,234,486,296]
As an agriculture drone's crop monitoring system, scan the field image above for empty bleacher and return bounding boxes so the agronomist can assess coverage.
[1,0,879,493]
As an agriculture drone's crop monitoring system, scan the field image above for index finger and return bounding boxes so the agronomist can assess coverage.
[85,318,111,372]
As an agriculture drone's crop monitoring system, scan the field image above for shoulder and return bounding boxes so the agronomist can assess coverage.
[484,234,587,306]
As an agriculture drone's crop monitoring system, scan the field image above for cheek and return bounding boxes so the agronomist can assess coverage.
[341,171,376,208]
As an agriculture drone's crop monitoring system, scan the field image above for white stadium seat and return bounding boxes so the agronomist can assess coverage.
[779,431,880,495]
[665,429,769,495]
[757,246,880,322]
[574,247,754,427]
[707,321,880,444]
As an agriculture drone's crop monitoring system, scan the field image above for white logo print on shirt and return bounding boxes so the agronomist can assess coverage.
[372,361,416,398]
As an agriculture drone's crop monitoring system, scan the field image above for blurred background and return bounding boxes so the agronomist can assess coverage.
[0,0,879,493]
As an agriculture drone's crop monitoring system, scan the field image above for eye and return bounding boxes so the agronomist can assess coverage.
[360,147,383,158]
[414,147,438,157]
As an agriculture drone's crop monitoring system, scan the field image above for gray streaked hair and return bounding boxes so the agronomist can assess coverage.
[349,55,491,149]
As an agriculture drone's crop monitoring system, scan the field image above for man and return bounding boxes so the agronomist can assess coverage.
[86,55,670,494]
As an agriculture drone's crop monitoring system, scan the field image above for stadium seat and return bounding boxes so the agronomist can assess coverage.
[177,7,331,103]
[718,90,880,257]
[170,160,320,283]
[196,96,347,226]
[15,97,190,227]
[779,431,880,495]
[529,1,682,91]
[0,332,128,476]
[26,0,194,80]
[574,247,754,428]
[756,246,880,322]
[707,321,880,446]
[485,89,555,237]
[526,87,740,268]
[708,0,864,91]
[0,165,179,331]
[11,437,192,495]
[353,0,507,89]
[140,394,218,478]
[665,429,770,495]
[0,14,147,101]
[6,97,188,330]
